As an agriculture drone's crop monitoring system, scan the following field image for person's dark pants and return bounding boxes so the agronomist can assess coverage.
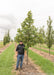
[16,54,24,68]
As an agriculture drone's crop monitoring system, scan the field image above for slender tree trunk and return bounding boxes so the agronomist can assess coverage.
[39,43,40,48]
[49,48,50,56]
[27,48,28,65]
[37,43,39,48]
[40,44,41,49]
[39,43,41,53]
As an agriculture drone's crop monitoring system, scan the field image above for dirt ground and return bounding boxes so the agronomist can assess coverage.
[35,45,54,52]
[40,47,54,52]
[0,42,12,54]
[12,43,46,75]
[29,47,54,62]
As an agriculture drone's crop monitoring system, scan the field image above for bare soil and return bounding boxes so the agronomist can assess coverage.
[0,42,12,54]
[36,45,54,52]
[41,47,54,52]
[29,47,54,62]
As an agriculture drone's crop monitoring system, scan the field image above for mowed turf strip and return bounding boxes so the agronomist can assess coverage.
[33,46,54,55]
[0,42,4,48]
[29,49,54,75]
[0,43,15,75]
[36,44,54,50]
[42,45,54,50]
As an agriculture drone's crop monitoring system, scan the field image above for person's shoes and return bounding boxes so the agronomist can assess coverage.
[15,68,18,70]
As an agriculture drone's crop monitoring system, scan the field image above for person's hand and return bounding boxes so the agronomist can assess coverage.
[16,54,18,57]
[25,54,27,57]
[25,53,27,57]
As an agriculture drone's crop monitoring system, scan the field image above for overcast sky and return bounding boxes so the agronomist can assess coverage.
[0,0,54,40]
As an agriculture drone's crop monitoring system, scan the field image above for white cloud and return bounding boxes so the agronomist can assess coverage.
[0,0,54,40]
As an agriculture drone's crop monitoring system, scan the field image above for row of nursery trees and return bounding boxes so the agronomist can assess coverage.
[15,11,54,64]
[3,30,10,45]
[3,30,13,45]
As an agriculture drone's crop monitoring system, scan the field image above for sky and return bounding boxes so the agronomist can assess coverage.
[0,0,54,40]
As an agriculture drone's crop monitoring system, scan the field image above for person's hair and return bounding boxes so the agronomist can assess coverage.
[19,41,23,42]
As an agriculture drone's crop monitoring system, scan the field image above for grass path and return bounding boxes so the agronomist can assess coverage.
[0,42,12,54]
[42,45,54,50]
[33,46,54,55]
[29,47,54,62]
[0,43,15,75]
[36,44,54,50]
[29,49,54,75]
[40,47,54,52]
[0,42,4,48]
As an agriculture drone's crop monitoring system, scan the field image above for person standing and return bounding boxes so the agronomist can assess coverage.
[15,41,25,70]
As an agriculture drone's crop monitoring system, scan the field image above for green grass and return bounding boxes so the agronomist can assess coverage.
[33,46,54,55]
[0,43,15,75]
[36,44,54,50]
[0,42,3,44]
[29,49,54,75]
[0,42,4,48]
[42,45,54,50]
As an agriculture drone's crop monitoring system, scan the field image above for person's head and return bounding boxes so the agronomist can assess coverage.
[19,41,23,44]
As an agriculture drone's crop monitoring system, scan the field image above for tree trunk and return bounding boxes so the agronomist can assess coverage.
[40,44,41,49]
[40,44,41,53]
[49,48,50,56]
[27,48,28,65]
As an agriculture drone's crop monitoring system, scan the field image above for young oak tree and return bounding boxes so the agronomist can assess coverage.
[7,30,10,43]
[38,26,45,48]
[15,11,38,64]
[3,35,7,45]
[46,16,53,55]
[38,34,44,49]
[52,30,54,44]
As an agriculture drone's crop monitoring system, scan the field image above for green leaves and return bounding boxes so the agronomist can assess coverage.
[24,47,28,50]
[3,30,10,45]
[15,10,38,48]
[46,16,53,49]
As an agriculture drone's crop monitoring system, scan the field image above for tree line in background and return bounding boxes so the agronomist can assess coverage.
[3,30,13,45]
[15,11,54,64]
[3,30,10,45]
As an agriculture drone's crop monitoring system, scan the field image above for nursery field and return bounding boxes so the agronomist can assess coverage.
[35,44,54,50]
[0,43,54,75]
[32,44,54,55]
[29,49,54,75]
[28,44,54,75]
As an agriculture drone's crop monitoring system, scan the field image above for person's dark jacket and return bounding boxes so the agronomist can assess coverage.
[16,44,25,55]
